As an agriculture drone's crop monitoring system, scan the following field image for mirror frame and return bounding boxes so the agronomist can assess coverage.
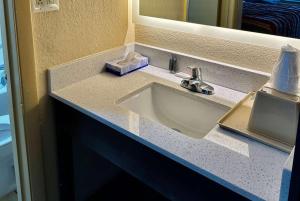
[132,0,300,49]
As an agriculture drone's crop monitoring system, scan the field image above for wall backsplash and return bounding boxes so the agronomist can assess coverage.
[135,24,280,73]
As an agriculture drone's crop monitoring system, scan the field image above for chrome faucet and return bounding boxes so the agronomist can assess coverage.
[169,54,177,74]
[181,67,214,95]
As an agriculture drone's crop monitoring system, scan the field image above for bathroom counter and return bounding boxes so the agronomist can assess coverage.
[50,65,289,201]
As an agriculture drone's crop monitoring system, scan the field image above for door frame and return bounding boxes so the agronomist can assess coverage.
[0,0,32,200]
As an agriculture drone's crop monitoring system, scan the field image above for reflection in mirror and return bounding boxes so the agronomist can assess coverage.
[139,0,300,39]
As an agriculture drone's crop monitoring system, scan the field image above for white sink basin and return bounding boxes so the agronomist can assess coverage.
[118,83,230,139]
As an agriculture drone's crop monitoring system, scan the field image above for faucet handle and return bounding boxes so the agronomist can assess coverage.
[169,54,177,74]
[188,66,202,81]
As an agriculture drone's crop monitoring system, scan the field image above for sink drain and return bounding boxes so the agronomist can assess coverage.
[172,128,182,133]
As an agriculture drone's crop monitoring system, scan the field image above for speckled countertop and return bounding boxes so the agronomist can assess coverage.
[50,66,289,201]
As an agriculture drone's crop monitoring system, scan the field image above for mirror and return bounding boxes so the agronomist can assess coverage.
[139,0,300,39]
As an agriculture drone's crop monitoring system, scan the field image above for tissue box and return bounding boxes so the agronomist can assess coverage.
[106,52,149,76]
[248,86,300,147]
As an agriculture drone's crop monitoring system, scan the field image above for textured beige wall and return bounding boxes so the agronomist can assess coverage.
[32,0,129,99]
[140,0,186,21]
[30,1,131,200]
[135,25,280,73]
[14,0,46,200]
[32,0,132,128]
